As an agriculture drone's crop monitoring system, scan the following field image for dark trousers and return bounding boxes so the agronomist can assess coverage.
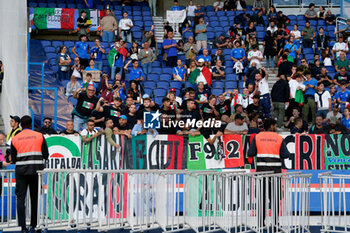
[80,58,89,69]
[166,56,178,67]
[15,174,39,230]
[303,39,313,48]
[259,94,271,118]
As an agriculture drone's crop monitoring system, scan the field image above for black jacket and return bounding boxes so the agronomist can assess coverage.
[271,78,290,103]
[38,126,58,135]
[277,61,293,77]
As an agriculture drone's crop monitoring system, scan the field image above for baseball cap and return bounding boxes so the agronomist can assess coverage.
[143,94,150,99]
[169,88,176,93]
[234,114,245,120]
[198,58,205,63]
[10,115,20,123]
[120,115,127,120]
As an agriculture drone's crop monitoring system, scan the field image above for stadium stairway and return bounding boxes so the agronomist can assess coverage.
[29,39,73,131]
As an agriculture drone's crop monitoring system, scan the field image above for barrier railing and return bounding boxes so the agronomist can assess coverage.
[36,169,312,233]
[319,172,350,233]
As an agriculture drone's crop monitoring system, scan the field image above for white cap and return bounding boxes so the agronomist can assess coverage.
[198,58,205,63]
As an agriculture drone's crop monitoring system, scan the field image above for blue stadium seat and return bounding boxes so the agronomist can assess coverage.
[144,21,153,27]
[147,74,159,81]
[134,16,143,21]
[298,20,306,26]
[210,21,219,28]
[28,2,38,7]
[257,32,265,40]
[216,11,226,17]
[212,81,224,89]
[38,3,48,7]
[238,81,245,89]
[184,81,196,89]
[64,41,75,48]
[183,32,194,40]
[227,11,235,17]
[142,11,151,16]
[157,81,169,89]
[309,21,317,27]
[207,12,216,18]
[154,89,167,97]
[162,67,172,74]
[45,47,56,53]
[288,15,297,21]
[223,49,231,55]
[41,40,52,47]
[220,21,229,27]
[144,81,155,89]
[206,6,214,11]
[57,3,66,8]
[52,41,63,48]
[211,88,223,96]
[48,3,56,8]
[133,6,142,11]
[256,26,264,32]
[206,27,214,32]
[152,61,161,68]
[170,81,182,89]
[67,3,76,8]
[47,53,57,60]
[303,48,314,54]
[159,74,171,81]
[297,15,305,21]
[144,88,153,96]
[226,81,237,88]
[225,67,234,74]
[304,54,314,61]
[226,74,237,81]
[143,16,152,21]
[226,60,234,67]
[142,6,151,11]
[133,31,142,40]
[133,11,142,16]
[154,97,163,106]
[325,66,335,72]
[318,20,326,26]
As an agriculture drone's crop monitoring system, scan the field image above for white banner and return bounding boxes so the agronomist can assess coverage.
[166,10,186,23]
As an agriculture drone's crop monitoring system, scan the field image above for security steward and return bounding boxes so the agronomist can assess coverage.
[248,118,291,230]
[11,115,49,233]
[5,115,22,163]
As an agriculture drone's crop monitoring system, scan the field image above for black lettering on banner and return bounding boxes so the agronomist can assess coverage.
[173,141,179,169]
[340,134,350,157]
[325,134,339,157]
[160,141,172,169]
[64,174,77,214]
[188,142,201,160]
[204,142,215,159]
[316,135,323,170]
[299,135,313,170]
[61,158,66,169]
[327,164,350,170]
[148,140,159,169]
[103,137,110,170]
[54,158,60,168]
[95,138,102,169]
[226,140,240,158]
[135,139,147,169]
[110,135,118,170]
[282,135,295,170]
[78,174,90,215]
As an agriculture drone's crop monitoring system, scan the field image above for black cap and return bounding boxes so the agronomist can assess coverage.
[234,114,245,120]
[43,117,52,122]
[10,115,20,123]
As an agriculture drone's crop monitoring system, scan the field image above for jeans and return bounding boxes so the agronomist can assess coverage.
[265,56,275,69]
[149,0,157,16]
[73,115,86,132]
[16,174,38,230]
[94,60,103,71]
[102,30,114,43]
[273,102,285,128]
[303,39,313,48]
[259,94,272,118]
[111,66,123,81]
[142,63,152,78]
[316,109,329,119]
[57,69,70,81]
[303,98,316,124]
[121,30,132,44]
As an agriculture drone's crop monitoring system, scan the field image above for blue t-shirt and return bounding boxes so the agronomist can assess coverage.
[85,67,99,71]
[195,24,207,41]
[163,39,178,57]
[336,90,350,102]
[171,6,181,11]
[128,67,144,81]
[304,78,318,96]
[284,43,299,59]
[173,66,186,79]
[117,88,126,101]
[194,9,205,15]
[231,48,245,60]
[90,46,105,61]
[113,53,124,68]
[75,41,89,59]
[197,55,211,62]
[342,117,350,129]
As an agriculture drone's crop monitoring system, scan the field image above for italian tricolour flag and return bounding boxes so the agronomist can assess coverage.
[34,8,75,29]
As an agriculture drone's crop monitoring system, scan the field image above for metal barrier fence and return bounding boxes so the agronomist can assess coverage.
[319,172,350,233]
[36,169,312,233]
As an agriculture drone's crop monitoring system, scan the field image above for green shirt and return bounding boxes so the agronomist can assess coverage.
[335,59,350,71]
[302,27,315,39]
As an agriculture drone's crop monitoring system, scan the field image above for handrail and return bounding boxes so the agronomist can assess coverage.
[28,62,58,130]
[335,16,348,39]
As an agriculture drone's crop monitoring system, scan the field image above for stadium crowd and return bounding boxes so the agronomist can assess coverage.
[51,0,350,145]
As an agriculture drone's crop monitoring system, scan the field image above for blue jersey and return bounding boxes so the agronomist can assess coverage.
[230,48,245,60]
[304,78,318,96]
[342,117,350,129]
[75,41,89,59]
[163,39,177,57]
[173,66,186,79]
[128,67,144,80]
[197,55,211,62]
[336,90,350,102]
[90,46,105,61]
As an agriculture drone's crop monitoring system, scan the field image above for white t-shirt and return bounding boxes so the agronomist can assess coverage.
[187,5,197,17]
[247,50,263,69]
[267,26,278,34]
[289,79,306,98]
[290,30,301,39]
[213,1,224,9]
[80,128,98,137]
[119,18,133,30]
[226,122,248,132]
[258,77,269,95]
[236,1,243,10]
[333,42,349,58]
[314,90,331,110]
[326,111,342,120]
